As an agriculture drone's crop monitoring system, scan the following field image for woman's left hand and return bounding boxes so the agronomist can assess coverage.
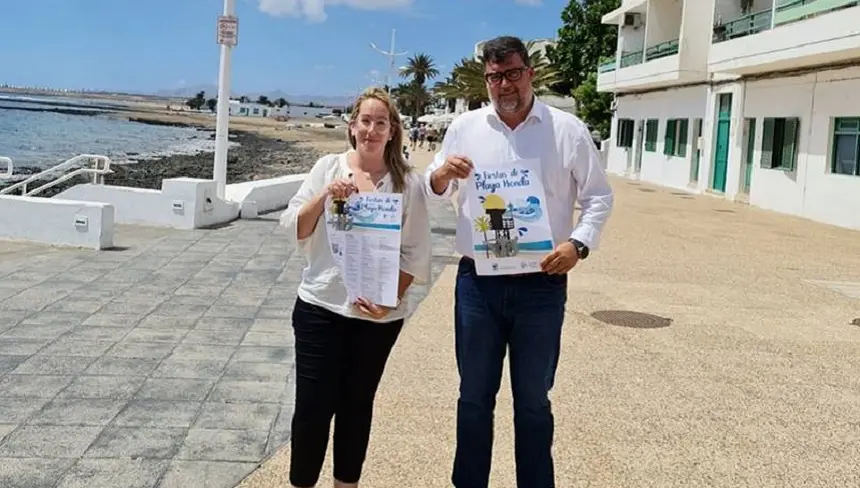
[354,297,392,320]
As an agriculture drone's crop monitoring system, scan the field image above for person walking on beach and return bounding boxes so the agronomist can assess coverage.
[280,87,431,488]
[424,36,614,488]
[409,124,419,151]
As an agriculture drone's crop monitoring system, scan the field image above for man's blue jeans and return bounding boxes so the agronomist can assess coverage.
[452,257,567,488]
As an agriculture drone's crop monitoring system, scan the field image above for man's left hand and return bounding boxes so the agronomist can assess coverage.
[540,241,579,275]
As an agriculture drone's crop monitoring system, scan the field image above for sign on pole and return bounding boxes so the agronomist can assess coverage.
[217,15,238,47]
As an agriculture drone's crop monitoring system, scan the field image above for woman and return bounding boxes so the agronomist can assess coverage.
[279,87,431,488]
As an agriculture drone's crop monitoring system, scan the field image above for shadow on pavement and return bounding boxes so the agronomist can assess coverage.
[591,310,672,329]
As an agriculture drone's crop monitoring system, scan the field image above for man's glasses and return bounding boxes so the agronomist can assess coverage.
[484,67,528,85]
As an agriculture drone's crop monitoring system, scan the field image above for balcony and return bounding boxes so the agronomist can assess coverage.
[597,0,711,93]
[710,0,860,74]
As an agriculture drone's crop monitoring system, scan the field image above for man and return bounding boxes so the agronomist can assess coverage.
[424,36,614,488]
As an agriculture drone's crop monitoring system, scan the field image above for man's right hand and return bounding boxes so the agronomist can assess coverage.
[439,155,474,180]
[431,155,473,195]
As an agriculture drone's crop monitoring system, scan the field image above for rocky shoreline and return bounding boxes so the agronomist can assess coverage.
[108,128,321,190]
[2,116,324,197]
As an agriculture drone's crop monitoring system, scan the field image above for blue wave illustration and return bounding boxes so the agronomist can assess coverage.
[473,240,554,251]
[346,201,380,223]
[509,196,543,223]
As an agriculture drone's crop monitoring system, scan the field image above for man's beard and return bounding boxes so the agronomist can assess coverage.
[492,91,521,113]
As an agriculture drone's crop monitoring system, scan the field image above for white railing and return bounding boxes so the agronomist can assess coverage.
[0,157,12,180]
[0,154,112,197]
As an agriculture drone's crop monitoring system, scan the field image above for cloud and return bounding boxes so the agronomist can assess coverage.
[514,0,542,5]
[257,0,413,22]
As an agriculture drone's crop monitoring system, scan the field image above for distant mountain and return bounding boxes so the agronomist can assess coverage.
[152,85,353,108]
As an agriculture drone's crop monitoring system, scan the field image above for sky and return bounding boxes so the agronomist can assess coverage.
[0,0,569,97]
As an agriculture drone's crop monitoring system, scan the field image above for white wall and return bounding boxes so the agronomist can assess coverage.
[0,196,114,249]
[619,19,647,55]
[225,174,305,215]
[56,178,239,230]
[646,0,683,45]
[607,85,709,190]
[743,66,860,230]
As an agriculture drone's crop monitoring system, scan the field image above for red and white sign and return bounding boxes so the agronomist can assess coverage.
[217,15,239,47]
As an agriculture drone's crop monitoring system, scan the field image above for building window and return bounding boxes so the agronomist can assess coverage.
[832,118,860,176]
[645,119,658,152]
[761,118,799,171]
[616,119,634,147]
[663,119,688,157]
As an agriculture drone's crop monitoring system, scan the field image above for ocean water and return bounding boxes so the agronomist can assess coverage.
[0,94,214,171]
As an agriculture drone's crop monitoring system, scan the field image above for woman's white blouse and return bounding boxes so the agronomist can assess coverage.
[279,151,432,323]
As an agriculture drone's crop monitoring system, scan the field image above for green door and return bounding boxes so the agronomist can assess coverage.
[743,118,755,193]
[712,93,732,192]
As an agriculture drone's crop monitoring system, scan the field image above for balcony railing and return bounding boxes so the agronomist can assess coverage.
[712,9,773,42]
[598,55,616,73]
[775,0,859,25]
[619,50,644,68]
[645,39,680,61]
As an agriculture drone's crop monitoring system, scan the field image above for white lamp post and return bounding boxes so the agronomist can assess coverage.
[370,29,408,95]
[213,0,238,199]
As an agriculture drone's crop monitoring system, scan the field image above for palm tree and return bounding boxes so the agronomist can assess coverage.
[392,82,433,122]
[473,216,492,258]
[400,53,439,86]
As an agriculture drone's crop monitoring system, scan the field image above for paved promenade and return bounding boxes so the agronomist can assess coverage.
[2,147,860,487]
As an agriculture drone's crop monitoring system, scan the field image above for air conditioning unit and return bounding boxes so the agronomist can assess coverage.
[623,13,643,28]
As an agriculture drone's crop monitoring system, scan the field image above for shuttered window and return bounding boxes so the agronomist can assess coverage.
[831,118,860,176]
[663,118,688,157]
[664,120,676,155]
[645,119,658,152]
[616,119,635,148]
[677,119,688,157]
[760,117,799,171]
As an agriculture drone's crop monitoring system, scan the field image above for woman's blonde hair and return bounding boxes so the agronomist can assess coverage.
[347,87,411,192]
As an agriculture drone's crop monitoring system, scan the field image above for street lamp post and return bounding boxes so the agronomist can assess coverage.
[370,29,408,95]
[213,0,238,199]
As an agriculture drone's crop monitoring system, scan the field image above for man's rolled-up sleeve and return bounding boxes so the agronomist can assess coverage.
[569,128,614,251]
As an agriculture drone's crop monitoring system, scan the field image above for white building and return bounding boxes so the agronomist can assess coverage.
[228,100,335,119]
[599,0,860,231]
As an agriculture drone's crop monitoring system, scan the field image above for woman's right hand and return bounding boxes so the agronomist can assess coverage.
[325,178,357,200]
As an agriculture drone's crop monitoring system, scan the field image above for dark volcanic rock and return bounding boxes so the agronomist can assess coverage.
[1,130,321,198]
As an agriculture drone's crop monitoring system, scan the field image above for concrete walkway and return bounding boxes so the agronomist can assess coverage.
[2,147,860,487]
[238,150,860,487]
[0,220,310,488]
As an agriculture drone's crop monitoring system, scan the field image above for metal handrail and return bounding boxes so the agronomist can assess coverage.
[0,154,112,196]
[0,157,11,180]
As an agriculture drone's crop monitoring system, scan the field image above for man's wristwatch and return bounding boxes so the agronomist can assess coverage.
[568,238,589,260]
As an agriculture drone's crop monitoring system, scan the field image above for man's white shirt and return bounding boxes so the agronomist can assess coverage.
[424,99,614,258]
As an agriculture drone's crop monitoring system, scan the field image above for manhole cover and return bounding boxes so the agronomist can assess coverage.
[591,310,672,329]
[680,196,694,199]
[638,188,656,193]
[714,209,735,213]
[852,318,860,326]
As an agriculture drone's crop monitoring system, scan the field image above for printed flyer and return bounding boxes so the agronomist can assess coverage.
[325,192,403,307]
[467,158,554,275]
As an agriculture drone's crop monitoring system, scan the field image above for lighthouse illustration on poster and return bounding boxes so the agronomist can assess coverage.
[467,158,554,276]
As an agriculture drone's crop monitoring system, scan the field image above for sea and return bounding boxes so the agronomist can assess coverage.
[0,93,215,174]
